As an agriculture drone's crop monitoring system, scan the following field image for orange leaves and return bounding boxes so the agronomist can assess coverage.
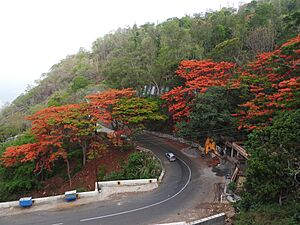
[162,60,237,122]
[163,35,299,130]
[86,88,136,123]
[1,103,95,172]
[236,35,300,129]
[1,89,138,172]
[281,34,300,47]
[0,142,64,172]
[249,85,264,93]
[177,60,236,80]
[86,88,135,107]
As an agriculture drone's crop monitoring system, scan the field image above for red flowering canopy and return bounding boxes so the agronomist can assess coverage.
[162,60,237,122]
[236,35,300,130]
[86,88,136,123]
[1,103,97,172]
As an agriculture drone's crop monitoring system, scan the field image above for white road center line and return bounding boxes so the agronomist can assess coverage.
[51,223,63,225]
[80,157,192,222]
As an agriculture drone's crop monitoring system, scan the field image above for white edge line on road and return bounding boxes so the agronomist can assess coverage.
[51,223,63,225]
[80,157,192,222]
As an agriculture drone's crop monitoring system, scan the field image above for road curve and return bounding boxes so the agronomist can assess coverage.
[0,133,202,225]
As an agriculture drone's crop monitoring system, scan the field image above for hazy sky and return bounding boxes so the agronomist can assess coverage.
[0,0,249,106]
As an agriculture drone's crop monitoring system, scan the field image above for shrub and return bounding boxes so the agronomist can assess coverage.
[104,151,161,180]
[235,201,300,225]
[97,165,106,180]
[228,181,237,192]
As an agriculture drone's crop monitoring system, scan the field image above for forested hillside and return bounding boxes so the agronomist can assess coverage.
[0,0,299,141]
[0,1,299,223]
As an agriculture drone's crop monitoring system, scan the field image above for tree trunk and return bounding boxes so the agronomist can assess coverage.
[279,190,282,206]
[151,78,160,96]
[82,141,87,166]
[66,158,72,188]
[94,159,99,191]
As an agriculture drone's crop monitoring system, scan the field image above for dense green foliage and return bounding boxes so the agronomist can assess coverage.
[175,87,245,141]
[241,109,300,206]
[0,132,40,202]
[236,109,300,223]
[235,201,300,225]
[104,151,161,180]
[113,97,167,130]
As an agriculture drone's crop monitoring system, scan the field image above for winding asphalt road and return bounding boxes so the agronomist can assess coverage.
[0,133,203,225]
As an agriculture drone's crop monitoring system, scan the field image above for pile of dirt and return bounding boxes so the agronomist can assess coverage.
[30,148,134,198]
[207,156,221,167]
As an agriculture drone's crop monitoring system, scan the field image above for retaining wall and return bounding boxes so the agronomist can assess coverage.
[0,177,159,209]
[0,190,100,209]
[97,179,157,187]
[145,131,204,151]
[188,213,225,225]
[155,213,225,225]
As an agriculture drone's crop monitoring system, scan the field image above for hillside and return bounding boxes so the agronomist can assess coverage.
[0,1,299,224]
[0,0,299,142]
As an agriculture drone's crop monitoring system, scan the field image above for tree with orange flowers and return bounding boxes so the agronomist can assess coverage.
[28,103,101,166]
[235,35,300,130]
[87,89,166,145]
[86,88,136,127]
[162,60,237,123]
[1,103,101,186]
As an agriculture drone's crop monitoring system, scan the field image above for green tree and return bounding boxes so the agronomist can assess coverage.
[209,37,244,63]
[71,75,90,92]
[112,97,167,134]
[0,132,39,202]
[175,87,243,141]
[241,109,300,209]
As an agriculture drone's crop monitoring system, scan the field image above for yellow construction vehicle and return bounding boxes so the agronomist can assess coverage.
[204,137,217,155]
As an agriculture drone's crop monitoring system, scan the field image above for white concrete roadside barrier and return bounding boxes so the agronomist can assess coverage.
[154,223,186,225]
[0,200,19,208]
[144,131,204,152]
[153,213,226,225]
[187,213,225,225]
[33,194,64,205]
[78,190,98,198]
[97,178,158,187]
[0,178,158,210]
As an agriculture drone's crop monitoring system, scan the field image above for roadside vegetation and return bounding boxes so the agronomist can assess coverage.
[104,151,161,181]
[0,89,165,201]
[0,0,299,223]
